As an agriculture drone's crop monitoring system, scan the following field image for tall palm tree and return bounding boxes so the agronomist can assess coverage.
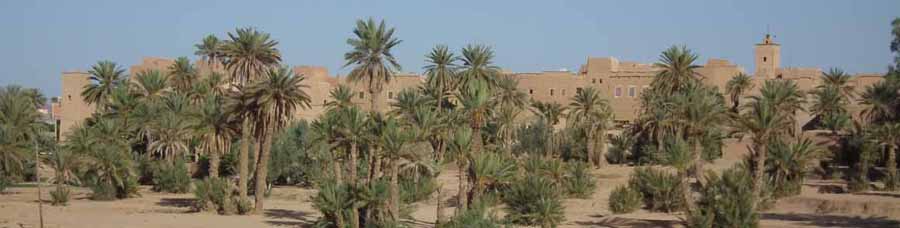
[325,85,356,111]
[377,118,418,221]
[388,88,430,121]
[334,106,367,228]
[820,68,855,99]
[424,45,458,110]
[195,35,224,67]
[859,80,899,123]
[493,75,528,110]
[82,61,126,108]
[449,127,473,213]
[494,106,521,155]
[168,57,197,94]
[671,83,726,177]
[725,73,754,112]
[222,27,281,85]
[868,123,900,190]
[732,97,791,206]
[651,46,701,95]
[130,70,171,105]
[530,100,566,157]
[458,44,501,87]
[193,95,238,178]
[458,79,492,158]
[756,80,806,136]
[344,18,402,112]
[811,86,848,122]
[246,66,311,213]
[148,112,192,163]
[567,87,612,167]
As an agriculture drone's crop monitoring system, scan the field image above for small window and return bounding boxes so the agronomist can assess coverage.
[628,86,636,97]
[763,57,767,62]
[592,79,596,84]
[358,92,364,99]
[614,86,622,98]
[323,100,327,105]
[550,89,555,96]
[562,89,566,96]
[576,87,583,93]
[67,95,72,100]
[388,92,393,99]
[529,89,534,95]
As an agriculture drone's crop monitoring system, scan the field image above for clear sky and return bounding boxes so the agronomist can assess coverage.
[2,0,898,97]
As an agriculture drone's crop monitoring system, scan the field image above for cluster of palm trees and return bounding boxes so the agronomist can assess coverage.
[0,86,49,186]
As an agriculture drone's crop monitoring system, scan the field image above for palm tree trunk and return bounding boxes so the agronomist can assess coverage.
[680,171,695,214]
[752,140,767,207]
[436,183,445,227]
[253,120,275,214]
[586,129,595,168]
[472,127,483,155]
[238,119,251,200]
[209,138,220,178]
[656,129,664,155]
[598,129,608,167]
[389,160,400,222]
[348,142,360,228]
[690,140,702,179]
[886,145,897,191]
[457,158,469,214]
[437,139,446,163]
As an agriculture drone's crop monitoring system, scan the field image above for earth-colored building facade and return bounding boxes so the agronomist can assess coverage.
[56,35,884,139]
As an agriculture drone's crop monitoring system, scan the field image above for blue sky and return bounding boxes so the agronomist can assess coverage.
[2,0,898,97]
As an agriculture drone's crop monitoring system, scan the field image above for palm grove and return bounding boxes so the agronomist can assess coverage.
[1,18,899,228]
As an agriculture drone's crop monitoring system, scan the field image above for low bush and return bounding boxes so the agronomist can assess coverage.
[564,162,596,198]
[152,161,192,193]
[503,176,565,227]
[90,182,118,201]
[0,175,10,193]
[400,173,438,204]
[311,181,354,228]
[194,178,245,215]
[50,186,71,206]
[688,165,759,228]
[441,201,505,228]
[608,185,643,214]
[627,167,683,212]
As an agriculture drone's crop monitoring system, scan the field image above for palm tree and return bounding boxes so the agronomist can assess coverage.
[470,152,516,203]
[567,87,612,167]
[868,123,900,190]
[820,68,855,99]
[193,95,238,178]
[424,45,458,110]
[731,97,791,206]
[458,44,501,87]
[530,100,566,157]
[388,88,430,121]
[651,46,701,94]
[493,75,528,110]
[377,118,419,221]
[494,106,521,155]
[756,80,806,136]
[325,85,356,111]
[104,86,139,130]
[766,138,820,197]
[131,70,171,105]
[334,106,367,228]
[195,35,224,67]
[168,57,197,94]
[148,112,192,163]
[458,79,492,158]
[725,73,754,112]
[671,83,726,177]
[449,127,473,213]
[859,80,899,123]
[0,126,28,179]
[344,18,402,112]
[246,66,311,213]
[82,61,126,108]
[222,27,281,84]
[661,136,696,214]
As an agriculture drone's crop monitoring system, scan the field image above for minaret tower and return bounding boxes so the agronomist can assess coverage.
[754,34,781,79]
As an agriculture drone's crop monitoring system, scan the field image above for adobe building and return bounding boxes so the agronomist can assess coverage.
[56,34,884,139]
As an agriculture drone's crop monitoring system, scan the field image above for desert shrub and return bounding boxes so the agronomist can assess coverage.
[766,138,819,198]
[135,156,159,185]
[194,177,243,214]
[607,134,634,164]
[688,165,759,228]
[90,182,118,200]
[400,172,438,204]
[628,167,683,212]
[700,128,725,161]
[564,161,596,198]
[503,176,565,227]
[311,181,354,228]
[608,185,643,214]
[268,121,321,186]
[523,157,566,184]
[0,175,10,193]
[513,121,552,156]
[50,186,71,206]
[442,201,505,228]
[152,160,192,193]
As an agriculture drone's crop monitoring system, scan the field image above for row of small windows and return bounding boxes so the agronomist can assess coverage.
[529,88,585,96]
[613,85,650,98]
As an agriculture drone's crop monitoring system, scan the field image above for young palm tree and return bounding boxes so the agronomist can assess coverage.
[756,80,806,136]
[104,86,139,130]
[325,85,356,111]
[493,75,528,110]
[334,106,367,228]
[0,126,28,179]
[458,44,501,87]
[131,70,171,105]
[651,46,701,95]
[530,100,566,157]
[221,27,282,84]
[388,88,430,121]
[195,35,224,67]
[449,127,473,213]
[470,152,516,203]
[344,18,402,112]
[494,106,521,155]
[766,138,820,197]
[731,97,791,206]
[149,112,192,163]
[725,73,754,112]
[671,83,727,177]
[193,95,238,178]
[458,79,492,158]
[859,80,899,123]
[661,136,696,213]
[424,45,458,110]
[567,87,612,167]
[168,57,197,94]
[868,123,900,190]
[245,66,311,213]
[811,86,848,120]
[820,68,855,99]
[82,61,126,108]
[377,118,419,221]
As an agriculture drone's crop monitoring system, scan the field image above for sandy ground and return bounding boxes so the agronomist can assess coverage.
[3,138,900,228]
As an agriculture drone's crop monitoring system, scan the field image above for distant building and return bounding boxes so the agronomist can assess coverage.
[57,34,884,139]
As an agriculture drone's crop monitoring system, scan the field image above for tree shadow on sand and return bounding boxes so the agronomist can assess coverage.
[762,213,900,228]
[265,209,317,227]
[157,197,194,208]
[573,215,680,228]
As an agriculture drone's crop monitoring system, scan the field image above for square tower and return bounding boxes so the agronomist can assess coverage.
[59,72,94,141]
[754,34,781,79]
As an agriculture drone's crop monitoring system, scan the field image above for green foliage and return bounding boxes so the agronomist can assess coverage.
[442,201,506,228]
[400,172,438,204]
[151,160,192,193]
[564,162,596,198]
[311,181,354,227]
[628,167,683,212]
[688,165,759,228]
[607,134,634,164]
[503,176,565,227]
[0,175,9,193]
[269,121,320,186]
[193,177,244,215]
[608,185,643,214]
[766,138,819,198]
[513,121,551,156]
[50,186,71,206]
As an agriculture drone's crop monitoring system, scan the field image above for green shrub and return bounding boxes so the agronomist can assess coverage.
[442,201,505,228]
[608,185,642,214]
[400,173,438,204]
[564,162,596,198]
[311,181,354,227]
[689,165,759,228]
[193,178,243,214]
[152,161,192,193]
[0,175,10,193]
[90,182,118,201]
[503,176,565,227]
[628,167,683,212]
[50,186,71,206]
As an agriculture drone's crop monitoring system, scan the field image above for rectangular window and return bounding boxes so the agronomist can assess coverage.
[529,89,534,94]
[562,89,566,96]
[592,79,596,84]
[576,87,583,93]
[628,86,636,97]
[358,92,364,99]
[388,92,393,99]
[614,86,622,98]
[550,89,555,96]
